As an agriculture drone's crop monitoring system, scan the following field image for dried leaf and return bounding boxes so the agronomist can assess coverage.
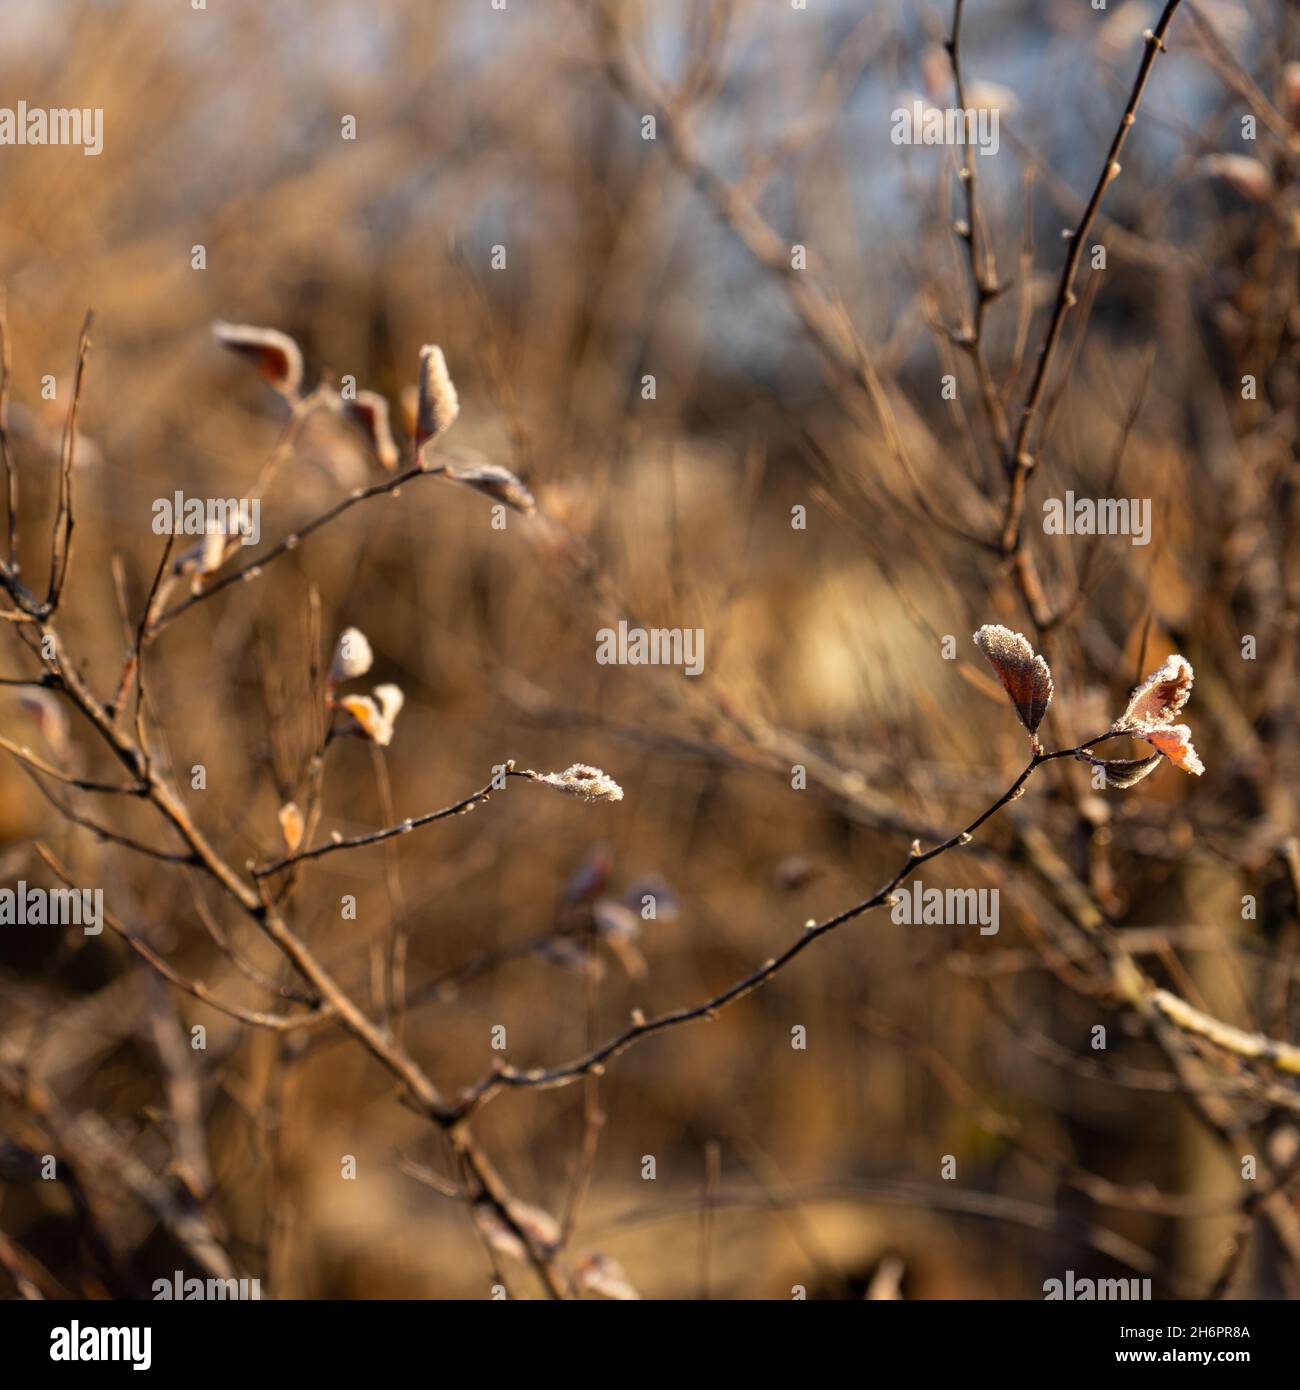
[595,900,645,945]
[536,936,606,980]
[339,695,382,742]
[278,802,304,852]
[575,1252,641,1300]
[329,627,373,684]
[173,528,236,593]
[531,764,624,803]
[200,528,228,575]
[1115,654,1193,730]
[973,624,1053,735]
[472,1199,560,1262]
[1137,724,1204,777]
[339,684,404,747]
[594,900,646,980]
[1198,154,1275,203]
[343,390,400,470]
[436,458,536,514]
[1077,753,1164,789]
[563,844,614,906]
[1113,654,1204,776]
[509,1200,561,1252]
[866,1253,906,1301]
[415,345,459,453]
[373,683,405,727]
[212,321,304,398]
[17,689,70,764]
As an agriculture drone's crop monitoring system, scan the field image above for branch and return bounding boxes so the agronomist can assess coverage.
[44,310,94,612]
[0,732,141,793]
[446,735,1113,1120]
[945,0,1012,463]
[146,462,435,638]
[253,766,527,878]
[1150,988,1300,1076]
[0,289,17,573]
[35,844,329,1032]
[1000,1,1184,553]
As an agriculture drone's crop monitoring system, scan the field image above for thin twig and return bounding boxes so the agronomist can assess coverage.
[1001,2,1184,552]
[252,766,525,877]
